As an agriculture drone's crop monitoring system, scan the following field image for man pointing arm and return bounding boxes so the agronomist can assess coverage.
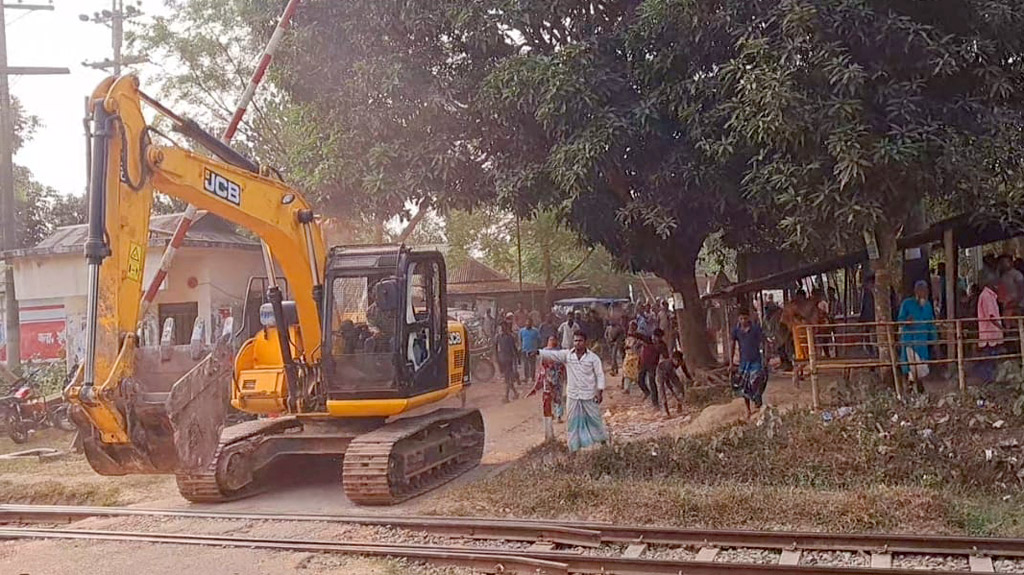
[538,332,608,451]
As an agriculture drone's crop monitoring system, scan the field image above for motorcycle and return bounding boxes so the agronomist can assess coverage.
[1,367,76,443]
[0,395,22,443]
[469,341,497,383]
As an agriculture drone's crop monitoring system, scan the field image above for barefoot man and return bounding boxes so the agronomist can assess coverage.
[539,331,608,452]
[729,308,768,417]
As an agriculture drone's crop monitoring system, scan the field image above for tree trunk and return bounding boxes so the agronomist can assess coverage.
[902,199,928,297]
[872,219,901,390]
[394,200,430,244]
[542,245,553,310]
[664,250,716,369]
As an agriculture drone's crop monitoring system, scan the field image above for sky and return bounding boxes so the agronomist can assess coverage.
[9,0,169,197]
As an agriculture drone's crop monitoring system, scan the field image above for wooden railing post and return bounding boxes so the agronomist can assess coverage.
[956,319,966,395]
[885,322,902,401]
[1018,318,1024,374]
[807,324,819,410]
[791,325,801,389]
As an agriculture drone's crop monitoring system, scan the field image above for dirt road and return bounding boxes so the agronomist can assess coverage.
[0,376,554,575]
[0,369,819,574]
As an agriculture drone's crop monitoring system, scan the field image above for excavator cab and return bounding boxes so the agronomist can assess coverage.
[321,246,451,402]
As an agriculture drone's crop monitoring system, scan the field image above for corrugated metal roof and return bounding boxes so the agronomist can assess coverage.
[447,280,593,298]
[34,225,87,251]
[449,280,543,295]
[8,211,259,259]
[447,258,508,285]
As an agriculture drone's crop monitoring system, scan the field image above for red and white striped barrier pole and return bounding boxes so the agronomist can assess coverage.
[139,0,302,320]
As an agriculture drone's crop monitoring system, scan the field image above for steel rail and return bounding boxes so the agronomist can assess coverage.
[2,504,1022,558]
[0,526,979,575]
[0,504,601,548]
[593,524,1024,557]
[0,527,569,575]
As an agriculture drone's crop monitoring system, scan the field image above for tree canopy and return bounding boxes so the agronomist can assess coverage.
[715,0,1024,324]
[135,0,1024,369]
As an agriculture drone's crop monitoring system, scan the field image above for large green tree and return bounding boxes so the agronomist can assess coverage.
[473,1,752,367]
[147,0,1024,373]
[714,0,1024,362]
[252,0,755,366]
[16,170,86,248]
[132,0,495,238]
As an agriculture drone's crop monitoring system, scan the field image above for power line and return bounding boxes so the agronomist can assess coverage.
[80,0,145,74]
[3,4,54,11]
[1,66,69,75]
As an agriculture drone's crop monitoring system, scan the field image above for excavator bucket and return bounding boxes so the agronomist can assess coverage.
[75,339,234,476]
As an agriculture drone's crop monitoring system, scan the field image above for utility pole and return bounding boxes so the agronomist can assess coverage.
[0,0,68,371]
[515,214,524,293]
[80,0,145,74]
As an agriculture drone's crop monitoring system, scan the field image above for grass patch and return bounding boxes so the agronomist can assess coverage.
[945,496,1024,537]
[433,385,1024,535]
[0,479,123,506]
[0,426,175,506]
[432,474,957,533]
[520,389,1024,494]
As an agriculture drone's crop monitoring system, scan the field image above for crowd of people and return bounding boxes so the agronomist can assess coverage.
[749,252,1024,389]
[479,300,704,452]
[965,254,1024,383]
[854,254,1024,386]
[468,251,1024,453]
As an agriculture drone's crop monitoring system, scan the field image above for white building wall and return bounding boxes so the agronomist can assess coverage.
[11,246,264,365]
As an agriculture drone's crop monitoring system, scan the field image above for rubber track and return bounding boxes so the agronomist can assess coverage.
[342,408,484,505]
[175,417,300,503]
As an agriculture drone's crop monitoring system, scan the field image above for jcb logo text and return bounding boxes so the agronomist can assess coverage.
[203,169,241,205]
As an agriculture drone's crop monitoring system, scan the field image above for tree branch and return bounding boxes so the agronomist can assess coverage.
[553,247,595,288]
[395,198,432,244]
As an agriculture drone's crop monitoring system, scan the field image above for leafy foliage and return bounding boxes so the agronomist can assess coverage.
[15,169,86,248]
[129,0,361,216]
[141,0,1024,367]
[421,207,635,296]
[717,0,1024,248]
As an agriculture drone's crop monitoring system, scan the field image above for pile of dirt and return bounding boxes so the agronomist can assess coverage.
[600,381,736,440]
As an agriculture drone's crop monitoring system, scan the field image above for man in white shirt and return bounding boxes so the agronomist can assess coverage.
[557,311,581,349]
[538,331,608,451]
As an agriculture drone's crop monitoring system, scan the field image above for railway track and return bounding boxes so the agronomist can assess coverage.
[1,504,1021,574]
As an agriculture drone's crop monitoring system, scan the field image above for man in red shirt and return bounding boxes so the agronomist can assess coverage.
[639,328,668,408]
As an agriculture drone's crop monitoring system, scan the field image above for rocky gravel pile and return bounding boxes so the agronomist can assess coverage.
[893,553,969,571]
[644,545,698,561]
[994,559,1024,573]
[800,550,869,567]
[715,547,779,564]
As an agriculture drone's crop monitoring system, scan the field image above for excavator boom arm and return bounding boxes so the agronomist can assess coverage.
[70,75,325,466]
[145,145,326,347]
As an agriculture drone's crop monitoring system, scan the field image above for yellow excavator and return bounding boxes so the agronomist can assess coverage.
[65,75,483,505]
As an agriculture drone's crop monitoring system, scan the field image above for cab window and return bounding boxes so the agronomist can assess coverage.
[406,260,441,370]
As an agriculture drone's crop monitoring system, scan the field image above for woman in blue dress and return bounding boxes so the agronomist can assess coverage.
[897,280,937,390]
